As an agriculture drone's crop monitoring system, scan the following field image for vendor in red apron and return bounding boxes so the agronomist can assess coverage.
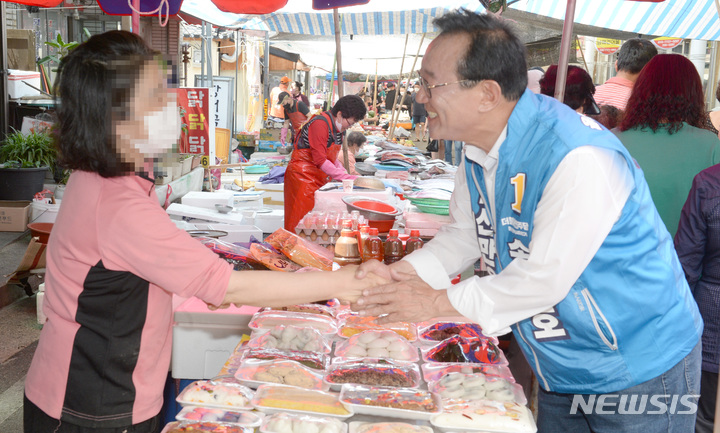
[284,94,367,231]
[278,91,311,146]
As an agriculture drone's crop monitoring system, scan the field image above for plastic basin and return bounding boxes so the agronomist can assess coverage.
[368,219,394,234]
[27,222,53,244]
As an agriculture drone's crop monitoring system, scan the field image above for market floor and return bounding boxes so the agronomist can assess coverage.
[0,231,41,432]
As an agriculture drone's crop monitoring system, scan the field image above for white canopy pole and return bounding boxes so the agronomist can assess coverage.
[554,0,577,104]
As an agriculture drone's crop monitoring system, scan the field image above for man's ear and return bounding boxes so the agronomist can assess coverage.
[476,80,503,113]
[614,60,618,72]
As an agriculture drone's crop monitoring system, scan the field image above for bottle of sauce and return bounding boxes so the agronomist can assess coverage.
[362,228,385,263]
[384,229,405,265]
[358,225,370,259]
[334,226,362,266]
[405,229,424,254]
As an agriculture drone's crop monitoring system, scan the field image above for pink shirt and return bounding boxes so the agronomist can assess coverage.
[25,171,232,427]
[593,76,634,111]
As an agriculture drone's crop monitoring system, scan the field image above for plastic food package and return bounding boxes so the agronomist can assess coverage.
[249,311,339,335]
[428,372,527,406]
[333,330,418,362]
[324,359,421,390]
[430,401,537,433]
[261,412,348,433]
[176,380,254,411]
[349,422,433,433]
[240,347,330,371]
[262,303,336,318]
[197,236,267,270]
[250,243,303,272]
[338,315,416,341]
[161,421,252,433]
[421,335,507,365]
[175,406,263,427]
[339,384,442,421]
[252,384,353,418]
[421,363,513,384]
[417,320,496,344]
[248,325,332,354]
[265,228,335,271]
[234,359,328,390]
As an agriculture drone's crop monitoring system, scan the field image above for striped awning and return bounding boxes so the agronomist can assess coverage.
[512,0,720,41]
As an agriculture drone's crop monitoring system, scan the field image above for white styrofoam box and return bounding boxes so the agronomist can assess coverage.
[181,190,234,210]
[254,183,284,208]
[233,191,264,210]
[8,69,41,99]
[249,209,284,234]
[167,203,247,226]
[30,200,61,224]
[172,297,259,379]
[313,187,395,213]
[36,290,46,325]
[192,223,262,244]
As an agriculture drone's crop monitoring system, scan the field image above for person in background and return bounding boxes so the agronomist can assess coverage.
[706,81,720,137]
[384,82,397,113]
[268,75,291,121]
[589,105,622,130]
[443,139,463,165]
[352,10,702,433]
[594,38,657,110]
[291,80,310,107]
[675,164,720,433]
[526,66,544,94]
[539,64,600,116]
[23,31,378,433]
[338,131,366,176]
[284,95,367,232]
[615,54,720,237]
[411,82,428,140]
[278,91,311,146]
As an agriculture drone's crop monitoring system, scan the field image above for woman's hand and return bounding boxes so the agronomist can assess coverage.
[332,264,390,304]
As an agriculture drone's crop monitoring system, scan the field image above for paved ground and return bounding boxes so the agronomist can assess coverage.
[0,230,39,432]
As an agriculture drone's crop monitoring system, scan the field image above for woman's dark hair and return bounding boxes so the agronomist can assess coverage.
[294,80,303,90]
[54,30,156,177]
[540,65,595,113]
[331,95,367,121]
[620,54,706,134]
[433,9,527,101]
[589,105,623,130]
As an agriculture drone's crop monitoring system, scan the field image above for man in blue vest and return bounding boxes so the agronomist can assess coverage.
[353,9,702,433]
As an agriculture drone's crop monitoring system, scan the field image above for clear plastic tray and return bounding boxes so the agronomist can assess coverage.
[251,383,353,419]
[421,363,513,384]
[430,401,537,433]
[420,336,508,366]
[428,372,527,406]
[241,347,330,371]
[333,330,418,362]
[348,421,433,433]
[234,358,328,391]
[416,320,498,345]
[176,380,254,411]
[160,420,253,433]
[324,359,421,391]
[248,325,333,354]
[260,411,348,433]
[175,406,263,427]
[337,315,417,341]
[250,311,339,335]
[338,384,442,421]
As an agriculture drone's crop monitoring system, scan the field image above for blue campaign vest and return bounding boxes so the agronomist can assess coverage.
[466,90,702,394]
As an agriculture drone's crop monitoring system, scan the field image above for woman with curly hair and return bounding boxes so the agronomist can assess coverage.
[539,64,600,115]
[615,53,720,236]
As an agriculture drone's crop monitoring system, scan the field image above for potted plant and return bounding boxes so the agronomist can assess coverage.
[0,129,57,200]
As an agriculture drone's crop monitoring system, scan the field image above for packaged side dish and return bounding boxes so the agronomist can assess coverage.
[260,412,348,433]
[339,384,442,421]
[176,380,254,411]
[338,315,416,341]
[234,359,328,390]
[421,335,507,365]
[333,330,418,362]
[249,311,338,335]
[248,325,332,354]
[175,406,263,427]
[430,401,536,432]
[265,228,335,271]
[428,372,527,405]
[252,384,353,418]
[324,359,421,390]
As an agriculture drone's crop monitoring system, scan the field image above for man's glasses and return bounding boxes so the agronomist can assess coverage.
[418,76,472,98]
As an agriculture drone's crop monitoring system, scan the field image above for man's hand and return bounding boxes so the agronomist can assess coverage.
[354,259,415,282]
[332,264,390,304]
[352,268,454,324]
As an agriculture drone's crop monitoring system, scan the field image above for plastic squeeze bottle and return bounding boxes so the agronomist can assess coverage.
[334,224,362,266]
[405,229,424,254]
[384,229,405,265]
[362,228,385,263]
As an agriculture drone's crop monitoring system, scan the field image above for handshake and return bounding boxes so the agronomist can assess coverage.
[340,259,452,325]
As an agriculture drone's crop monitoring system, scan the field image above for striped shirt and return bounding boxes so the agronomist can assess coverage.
[593,76,634,111]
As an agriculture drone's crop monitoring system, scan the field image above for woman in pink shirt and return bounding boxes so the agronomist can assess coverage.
[23,31,382,433]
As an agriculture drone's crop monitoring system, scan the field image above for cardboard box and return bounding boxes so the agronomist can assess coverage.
[258,140,283,152]
[0,200,31,231]
[259,128,281,141]
[236,133,256,148]
[255,183,284,208]
[8,69,41,99]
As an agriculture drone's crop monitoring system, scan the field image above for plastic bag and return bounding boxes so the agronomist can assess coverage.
[265,228,334,271]
[249,243,302,272]
[196,237,267,271]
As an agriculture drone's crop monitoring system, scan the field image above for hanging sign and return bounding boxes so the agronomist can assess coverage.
[176,88,210,155]
[652,37,683,50]
[594,38,622,55]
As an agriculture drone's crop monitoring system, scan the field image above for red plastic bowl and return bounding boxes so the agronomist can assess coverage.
[27,222,53,244]
[353,200,396,213]
[368,219,395,234]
